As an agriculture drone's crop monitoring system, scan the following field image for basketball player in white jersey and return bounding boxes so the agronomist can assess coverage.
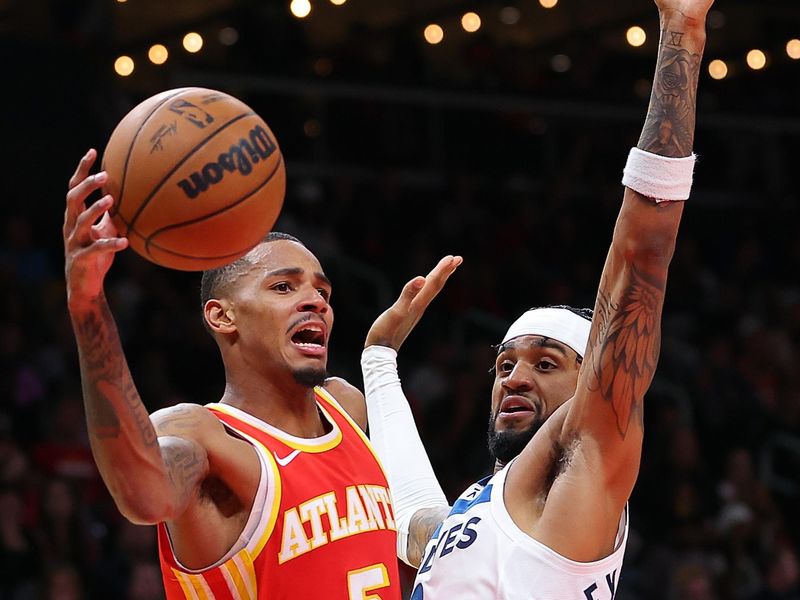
[361,0,714,597]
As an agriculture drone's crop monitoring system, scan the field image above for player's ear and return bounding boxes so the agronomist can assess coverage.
[205,299,236,334]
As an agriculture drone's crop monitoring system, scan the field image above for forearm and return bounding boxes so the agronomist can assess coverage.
[70,294,175,522]
[618,9,707,264]
[639,10,706,157]
[361,346,449,566]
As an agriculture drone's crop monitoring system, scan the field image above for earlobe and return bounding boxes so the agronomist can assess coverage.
[205,300,236,334]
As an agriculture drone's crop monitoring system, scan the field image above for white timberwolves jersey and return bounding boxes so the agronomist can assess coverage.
[411,463,628,600]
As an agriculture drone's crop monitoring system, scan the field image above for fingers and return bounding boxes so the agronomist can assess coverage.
[73,236,128,261]
[412,255,463,307]
[65,150,109,236]
[91,210,120,241]
[68,149,96,190]
[395,276,426,309]
[365,254,462,350]
[71,195,113,246]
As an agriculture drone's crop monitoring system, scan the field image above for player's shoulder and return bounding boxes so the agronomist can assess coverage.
[151,402,224,438]
[322,377,367,431]
[322,376,362,397]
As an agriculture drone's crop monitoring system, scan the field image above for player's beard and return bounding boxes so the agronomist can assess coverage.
[486,412,545,464]
[292,367,328,388]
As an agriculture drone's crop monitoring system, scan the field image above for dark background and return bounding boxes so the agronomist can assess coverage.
[1,0,799,598]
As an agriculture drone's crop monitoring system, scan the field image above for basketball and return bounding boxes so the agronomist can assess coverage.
[101,87,286,271]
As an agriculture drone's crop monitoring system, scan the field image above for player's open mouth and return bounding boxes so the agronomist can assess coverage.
[290,323,327,355]
[498,395,536,416]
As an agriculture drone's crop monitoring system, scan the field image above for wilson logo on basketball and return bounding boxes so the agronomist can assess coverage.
[176,125,278,200]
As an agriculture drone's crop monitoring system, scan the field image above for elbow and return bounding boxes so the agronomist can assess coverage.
[615,229,678,272]
[108,480,183,525]
[116,495,182,525]
[614,200,683,270]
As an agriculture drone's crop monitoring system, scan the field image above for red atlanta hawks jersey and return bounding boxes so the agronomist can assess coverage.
[157,386,401,600]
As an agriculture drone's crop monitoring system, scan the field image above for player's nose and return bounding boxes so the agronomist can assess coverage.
[296,288,329,313]
[502,362,534,392]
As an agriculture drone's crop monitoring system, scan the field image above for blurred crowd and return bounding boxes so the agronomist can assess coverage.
[2,124,800,599]
[3,1,800,598]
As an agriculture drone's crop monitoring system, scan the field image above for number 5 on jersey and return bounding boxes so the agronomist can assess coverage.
[348,563,390,600]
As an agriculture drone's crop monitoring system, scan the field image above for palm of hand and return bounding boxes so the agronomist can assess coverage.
[67,212,119,301]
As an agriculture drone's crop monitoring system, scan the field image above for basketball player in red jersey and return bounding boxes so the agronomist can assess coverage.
[63,158,401,600]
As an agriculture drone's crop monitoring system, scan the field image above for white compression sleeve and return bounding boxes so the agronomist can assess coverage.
[361,345,449,566]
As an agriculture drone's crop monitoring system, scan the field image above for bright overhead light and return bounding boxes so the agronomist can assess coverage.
[330,0,347,4]
[708,59,728,80]
[787,39,800,60]
[148,44,168,65]
[290,0,311,18]
[114,56,134,76]
[626,26,646,47]
[461,12,481,33]
[182,32,203,53]
[539,0,558,8]
[746,49,766,70]
[424,24,444,45]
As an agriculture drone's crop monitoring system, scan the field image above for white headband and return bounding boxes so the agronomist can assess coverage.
[501,307,591,357]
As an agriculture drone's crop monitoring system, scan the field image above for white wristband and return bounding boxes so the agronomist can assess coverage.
[622,146,697,202]
[361,345,449,566]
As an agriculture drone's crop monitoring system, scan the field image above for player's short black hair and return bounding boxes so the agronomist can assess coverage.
[199,232,304,329]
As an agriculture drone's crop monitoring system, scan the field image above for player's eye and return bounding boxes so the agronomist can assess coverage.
[537,359,557,371]
[272,282,293,293]
[317,288,330,301]
[498,360,514,373]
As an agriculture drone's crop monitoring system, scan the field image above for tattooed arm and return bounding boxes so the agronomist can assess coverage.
[506,0,713,562]
[65,150,209,524]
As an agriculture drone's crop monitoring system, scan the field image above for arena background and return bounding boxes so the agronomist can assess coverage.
[1,0,800,598]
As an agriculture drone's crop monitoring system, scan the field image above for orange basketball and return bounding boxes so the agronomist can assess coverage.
[101,87,286,271]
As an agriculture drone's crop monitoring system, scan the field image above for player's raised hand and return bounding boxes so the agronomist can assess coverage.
[654,0,714,23]
[365,255,462,351]
[64,149,128,310]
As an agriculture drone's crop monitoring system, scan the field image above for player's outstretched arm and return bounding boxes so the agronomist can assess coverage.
[513,0,713,562]
[65,150,209,525]
[362,255,461,566]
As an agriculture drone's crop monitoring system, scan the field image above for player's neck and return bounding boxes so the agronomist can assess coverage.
[220,377,328,438]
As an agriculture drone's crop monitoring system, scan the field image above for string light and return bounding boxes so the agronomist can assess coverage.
[539,0,558,8]
[290,0,311,18]
[424,24,444,45]
[787,39,800,60]
[183,32,203,53]
[708,59,728,80]
[461,12,481,33]
[148,44,168,65]
[330,0,347,4]
[114,56,134,76]
[626,26,646,47]
[746,49,766,70]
